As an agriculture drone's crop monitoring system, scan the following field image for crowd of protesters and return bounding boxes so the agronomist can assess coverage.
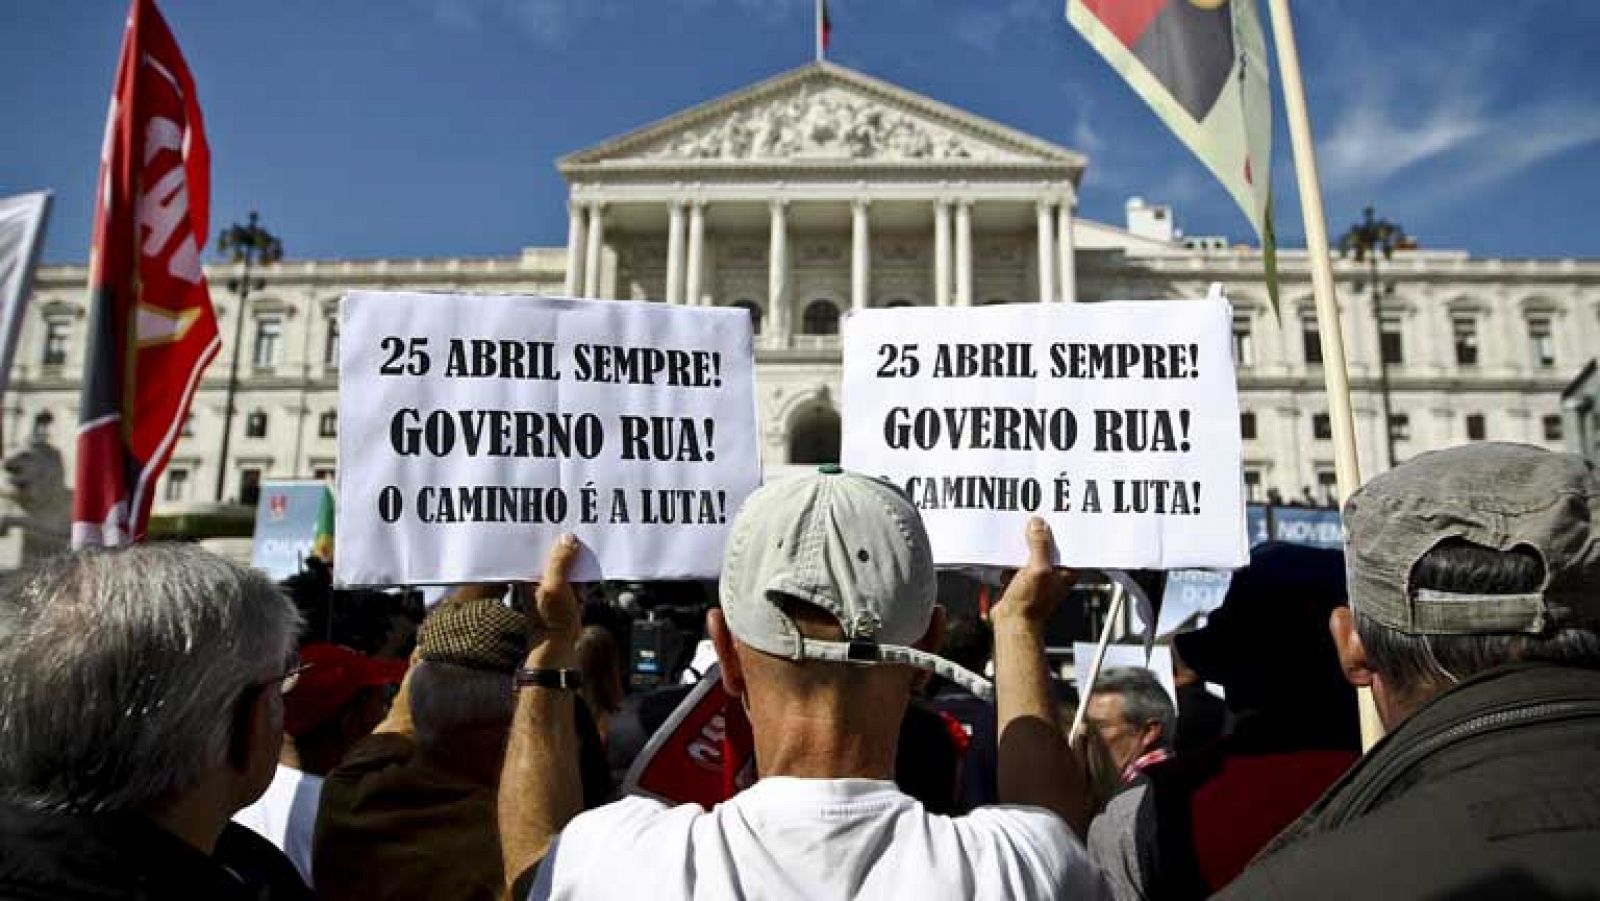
[1,442,1598,898]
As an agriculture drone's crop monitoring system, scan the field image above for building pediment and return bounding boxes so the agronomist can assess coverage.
[561,62,1085,176]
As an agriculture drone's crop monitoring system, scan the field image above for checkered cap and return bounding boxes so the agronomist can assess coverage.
[416,599,529,673]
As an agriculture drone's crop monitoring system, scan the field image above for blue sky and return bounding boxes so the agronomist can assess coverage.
[4,0,1598,264]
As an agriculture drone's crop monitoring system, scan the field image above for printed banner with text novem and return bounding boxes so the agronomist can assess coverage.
[335,292,760,585]
[841,299,1247,570]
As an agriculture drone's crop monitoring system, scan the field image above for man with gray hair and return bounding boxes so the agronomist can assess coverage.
[0,545,311,899]
[1220,443,1600,898]
[1085,667,1177,785]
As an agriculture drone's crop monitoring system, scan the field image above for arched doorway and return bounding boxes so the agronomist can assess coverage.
[727,299,763,335]
[801,300,841,336]
[788,402,841,465]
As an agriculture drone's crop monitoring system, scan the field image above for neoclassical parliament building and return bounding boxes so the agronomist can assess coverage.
[11,62,1597,516]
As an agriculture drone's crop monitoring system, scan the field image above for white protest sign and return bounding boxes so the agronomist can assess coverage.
[1074,643,1177,709]
[842,299,1246,570]
[335,292,760,585]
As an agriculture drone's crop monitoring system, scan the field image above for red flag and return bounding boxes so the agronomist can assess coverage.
[623,666,756,807]
[73,0,219,548]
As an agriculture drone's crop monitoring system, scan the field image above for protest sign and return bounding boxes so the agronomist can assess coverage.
[335,292,759,585]
[842,299,1247,570]
[251,480,334,580]
[1074,642,1177,710]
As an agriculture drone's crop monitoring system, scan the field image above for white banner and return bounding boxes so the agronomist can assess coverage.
[335,292,760,585]
[842,299,1247,570]
[0,191,52,407]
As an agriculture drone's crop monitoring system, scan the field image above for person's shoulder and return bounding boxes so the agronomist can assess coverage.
[951,806,1107,898]
[562,794,699,849]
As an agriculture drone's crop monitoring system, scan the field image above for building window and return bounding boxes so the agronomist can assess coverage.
[239,468,263,507]
[30,411,53,444]
[883,298,915,309]
[324,317,340,370]
[313,467,336,483]
[1301,319,1322,366]
[245,409,268,439]
[1379,317,1404,365]
[318,410,337,438]
[164,468,189,502]
[1240,411,1257,441]
[729,300,763,335]
[1544,415,1564,442]
[181,413,195,437]
[41,321,69,367]
[1232,317,1255,368]
[1453,317,1479,368]
[1243,468,1263,503]
[1466,414,1487,442]
[1312,413,1332,441]
[1316,470,1339,506]
[801,300,841,336]
[1528,317,1556,369]
[1390,414,1411,442]
[981,298,1012,307]
[788,403,841,465]
[252,317,283,370]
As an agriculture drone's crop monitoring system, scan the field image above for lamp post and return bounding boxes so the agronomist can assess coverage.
[214,211,283,502]
[1338,206,1409,471]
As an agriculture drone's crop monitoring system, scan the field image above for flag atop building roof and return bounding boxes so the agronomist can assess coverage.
[72,0,219,548]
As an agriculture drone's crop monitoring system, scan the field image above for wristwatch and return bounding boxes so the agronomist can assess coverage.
[514,668,584,691]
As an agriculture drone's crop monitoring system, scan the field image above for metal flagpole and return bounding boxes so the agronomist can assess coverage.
[815,0,824,61]
[1265,0,1383,750]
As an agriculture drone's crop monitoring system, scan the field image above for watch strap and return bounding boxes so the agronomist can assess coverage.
[514,668,584,691]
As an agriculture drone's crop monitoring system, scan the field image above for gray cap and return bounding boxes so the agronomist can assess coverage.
[720,466,992,698]
[1344,442,1600,635]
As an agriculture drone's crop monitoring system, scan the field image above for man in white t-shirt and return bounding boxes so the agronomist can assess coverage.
[497,468,1108,900]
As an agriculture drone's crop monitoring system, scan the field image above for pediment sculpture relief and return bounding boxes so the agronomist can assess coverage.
[646,87,1004,162]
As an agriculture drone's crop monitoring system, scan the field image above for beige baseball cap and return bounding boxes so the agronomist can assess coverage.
[720,466,992,699]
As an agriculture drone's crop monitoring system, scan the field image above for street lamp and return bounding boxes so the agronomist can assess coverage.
[214,211,283,502]
[1338,206,1410,471]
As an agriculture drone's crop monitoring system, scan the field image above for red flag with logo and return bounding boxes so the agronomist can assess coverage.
[623,665,757,807]
[73,0,219,548]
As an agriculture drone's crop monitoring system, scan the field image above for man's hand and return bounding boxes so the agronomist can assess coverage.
[523,534,581,670]
[992,517,1078,627]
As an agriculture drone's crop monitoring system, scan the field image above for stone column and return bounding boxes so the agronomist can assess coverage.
[954,200,973,307]
[769,199,790,347]
[851,199,871,313]
[1035,200,1056,304]
[1057,193,1078,303]
[564,202,586,297]
[934,199,952,307]
[685,201,706,307]
[665,201,686,304]
[583,202,605,300]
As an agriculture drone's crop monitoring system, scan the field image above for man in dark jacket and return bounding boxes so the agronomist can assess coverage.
[1220,443,1600,899]
[0,546,311,900]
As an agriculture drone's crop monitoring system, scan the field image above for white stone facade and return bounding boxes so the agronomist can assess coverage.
[9,62,1595,515]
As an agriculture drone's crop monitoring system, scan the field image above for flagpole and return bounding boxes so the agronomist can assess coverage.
[1264,0,1382,750]
[815,0,824,61]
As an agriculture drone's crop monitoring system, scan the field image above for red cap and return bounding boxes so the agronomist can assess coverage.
[283,643,408,737]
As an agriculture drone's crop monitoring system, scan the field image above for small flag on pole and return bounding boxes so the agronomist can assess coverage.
[73,0,220,549]
[1068,0,1278,306]
[0,191,53,446]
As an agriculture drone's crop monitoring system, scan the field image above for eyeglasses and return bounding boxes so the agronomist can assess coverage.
[277,661,313,696]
